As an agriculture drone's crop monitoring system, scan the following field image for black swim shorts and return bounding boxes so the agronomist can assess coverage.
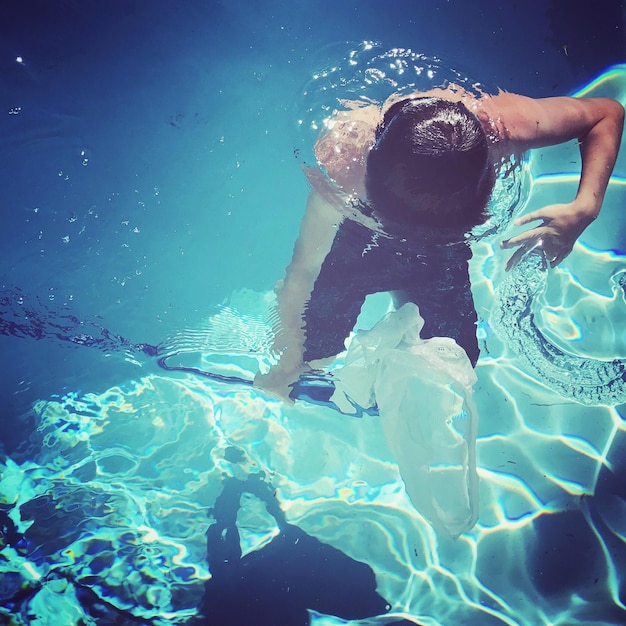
[302,218,479,366]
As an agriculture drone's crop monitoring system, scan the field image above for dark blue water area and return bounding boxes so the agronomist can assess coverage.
[1,1,626,625]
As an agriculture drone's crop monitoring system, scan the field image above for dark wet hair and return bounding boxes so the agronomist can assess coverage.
[365,97,495,233]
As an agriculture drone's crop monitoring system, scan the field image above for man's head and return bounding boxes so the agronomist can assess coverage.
[365,97,495,232]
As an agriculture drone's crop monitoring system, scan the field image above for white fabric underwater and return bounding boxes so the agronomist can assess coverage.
[332,303,479,537]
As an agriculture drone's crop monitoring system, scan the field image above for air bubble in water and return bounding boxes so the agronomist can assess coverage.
[80,148,90,166]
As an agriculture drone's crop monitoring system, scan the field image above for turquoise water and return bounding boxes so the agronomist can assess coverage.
[2,3,626,625]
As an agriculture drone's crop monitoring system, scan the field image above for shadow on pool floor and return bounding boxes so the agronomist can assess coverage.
[194,472,414,626]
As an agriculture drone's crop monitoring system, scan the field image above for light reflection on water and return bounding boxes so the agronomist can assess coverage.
[1,351,624,624]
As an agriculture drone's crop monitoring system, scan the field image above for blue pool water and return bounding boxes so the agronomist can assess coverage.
[1,2,626,625]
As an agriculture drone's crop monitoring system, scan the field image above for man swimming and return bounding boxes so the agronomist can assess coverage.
[255,85,624,400]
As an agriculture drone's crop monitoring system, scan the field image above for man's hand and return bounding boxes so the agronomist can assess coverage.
[501,202,596,271]
[254,367,298,405]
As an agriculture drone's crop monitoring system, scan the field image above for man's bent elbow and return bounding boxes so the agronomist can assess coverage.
[606,98,625,131]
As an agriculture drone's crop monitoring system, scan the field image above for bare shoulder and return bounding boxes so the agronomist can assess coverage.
[336,98,381,124]
[314,100,380,195]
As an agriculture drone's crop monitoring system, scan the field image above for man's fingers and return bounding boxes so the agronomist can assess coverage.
[504,239,570,271]
[505,246,528,272]
[514,211,545,227]
[501,231,542,249]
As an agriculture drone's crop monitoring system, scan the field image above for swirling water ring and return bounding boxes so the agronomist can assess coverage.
[492,251,626,406]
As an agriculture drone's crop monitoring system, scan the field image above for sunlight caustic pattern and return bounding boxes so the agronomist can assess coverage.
[1,361,624,624]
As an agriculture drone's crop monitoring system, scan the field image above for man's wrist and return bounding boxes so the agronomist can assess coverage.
[572,195,601,223]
